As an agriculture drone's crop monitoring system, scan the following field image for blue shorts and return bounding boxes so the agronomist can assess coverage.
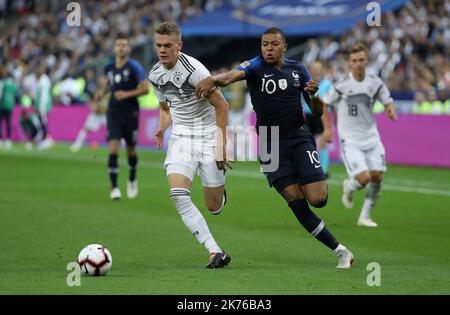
[107,110,139,145]
[260,127,326,193]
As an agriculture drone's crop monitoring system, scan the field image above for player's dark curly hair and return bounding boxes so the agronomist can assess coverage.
[262,27,286,42]
[156,22,182,41]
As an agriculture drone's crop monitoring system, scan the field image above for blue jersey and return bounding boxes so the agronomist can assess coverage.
[237,55,311,136]
[104,58,145,114]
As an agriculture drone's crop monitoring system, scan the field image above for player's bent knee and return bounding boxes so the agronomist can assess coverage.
[370,172,383,184]
[206,195,225,215]
[207,204,222,214]
[309,194,328,208]
[356,176,370,187]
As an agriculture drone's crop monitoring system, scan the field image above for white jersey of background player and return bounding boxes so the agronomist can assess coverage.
[323,43,397,227]
[149,22,231,269]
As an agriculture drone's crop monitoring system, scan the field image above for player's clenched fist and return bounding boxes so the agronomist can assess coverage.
[304,80,319,97]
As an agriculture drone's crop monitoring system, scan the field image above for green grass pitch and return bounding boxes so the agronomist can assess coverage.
[0,143,449,294]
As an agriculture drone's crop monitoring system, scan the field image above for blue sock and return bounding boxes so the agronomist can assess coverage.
[108,154,119,188]
[320,147,329,174]
[288,199,339,250]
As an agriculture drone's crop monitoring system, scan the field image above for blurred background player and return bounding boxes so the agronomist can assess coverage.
[96,34,149,200]
[34,64,53,150]
[197,28,354,269]
[150,22,231,269]
[0,66,18,150]
[70,91,109,152]
[19,109,46,150]
[323,43,398,227]
[305,61,333,177]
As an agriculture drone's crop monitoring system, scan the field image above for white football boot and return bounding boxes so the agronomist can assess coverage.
[336,248,355,269]
[70,143,81,152]
[127,180,138,199]
[110,187,121,200]
[357,217,378,227]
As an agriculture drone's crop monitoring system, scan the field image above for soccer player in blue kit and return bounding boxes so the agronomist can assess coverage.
[96,35,149,200]
[197,28,354,268]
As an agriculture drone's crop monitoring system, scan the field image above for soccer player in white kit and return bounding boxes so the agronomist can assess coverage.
[70,92,109,152]
[323,43,397,227]
[149,22,231,268]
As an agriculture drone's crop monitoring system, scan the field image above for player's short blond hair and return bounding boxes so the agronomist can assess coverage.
[349,43,368,56]
[155,22,182,41]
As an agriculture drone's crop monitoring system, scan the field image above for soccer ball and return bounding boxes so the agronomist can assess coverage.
[77,244,112,276]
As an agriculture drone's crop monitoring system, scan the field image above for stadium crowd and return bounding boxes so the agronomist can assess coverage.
[302,0,450,113]
[0,0,221,106]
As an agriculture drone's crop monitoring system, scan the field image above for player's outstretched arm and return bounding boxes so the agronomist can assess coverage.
[385,103,398,121]
[196,69,246,99]
[154,101,171,149]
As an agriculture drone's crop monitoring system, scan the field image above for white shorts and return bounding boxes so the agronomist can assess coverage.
[84,113,107,131]
[164,134,225,188]
[340,141,387,178]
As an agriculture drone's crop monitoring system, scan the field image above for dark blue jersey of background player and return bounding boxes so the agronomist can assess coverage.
[95,35,149,201]
[235,55,312,137]
[104,57,145,115]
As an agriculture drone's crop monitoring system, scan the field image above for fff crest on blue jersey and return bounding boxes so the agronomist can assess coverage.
[114,73,122,84]
[123,68,130,81]
[292,71,301,87]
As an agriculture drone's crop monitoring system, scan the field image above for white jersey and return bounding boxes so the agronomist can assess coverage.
[148,53,216,136]
[323,72,393,150]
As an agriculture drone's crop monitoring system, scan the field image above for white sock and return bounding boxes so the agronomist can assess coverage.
[170,188,222,254]
[360,182,381,219]
[73,129,87,148]
[366,182,381,206]
[334,244,347,254]
[359,198,373,220]
[345,178,363,193]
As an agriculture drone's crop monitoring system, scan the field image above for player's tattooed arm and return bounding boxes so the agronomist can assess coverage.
[196,69,246,99]
[154,101,171,149]
[384,103,398,121]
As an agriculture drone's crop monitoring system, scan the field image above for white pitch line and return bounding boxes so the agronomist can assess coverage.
[326,179,450,197]
[2,149,450,197]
